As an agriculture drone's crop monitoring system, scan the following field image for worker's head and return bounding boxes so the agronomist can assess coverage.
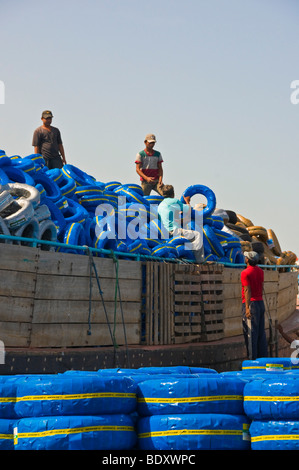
[41,110,53,127]
[244,251,259,266]
[160,184,174,198]
[144,133,156,151]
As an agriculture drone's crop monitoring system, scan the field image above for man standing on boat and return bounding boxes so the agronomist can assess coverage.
[135,133,164,195]
[241,251,268,360]
[32,110,67,169]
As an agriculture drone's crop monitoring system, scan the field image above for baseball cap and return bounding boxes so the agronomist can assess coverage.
[145,133,156,143]
[244,251,259,262]
[42,110,53,119]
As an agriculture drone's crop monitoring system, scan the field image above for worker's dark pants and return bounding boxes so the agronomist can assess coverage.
[242,301,268,360]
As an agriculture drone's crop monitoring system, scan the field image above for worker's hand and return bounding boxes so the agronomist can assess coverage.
[146,176,156,183]
[245,307,251,319]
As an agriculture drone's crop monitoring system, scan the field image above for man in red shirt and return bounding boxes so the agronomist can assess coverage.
[241,251,268,359]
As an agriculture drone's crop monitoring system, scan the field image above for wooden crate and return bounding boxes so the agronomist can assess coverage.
[143,262,224,345]
[173,264,224,343]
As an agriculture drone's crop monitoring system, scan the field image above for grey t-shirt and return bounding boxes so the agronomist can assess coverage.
[32,126,62,160]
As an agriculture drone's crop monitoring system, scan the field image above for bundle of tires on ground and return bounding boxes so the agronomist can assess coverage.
[0,373,137,450]
[133,369,251,450]
[241,358,299,450]
[215,207,297,267]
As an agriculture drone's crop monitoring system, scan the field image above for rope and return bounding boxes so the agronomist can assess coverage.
[110,250,131,368]
[84,246,115,348]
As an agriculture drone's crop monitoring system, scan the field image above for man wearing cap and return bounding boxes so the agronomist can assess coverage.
[135,134,164,195]
[32,110,66,169]
[241,251,268,359]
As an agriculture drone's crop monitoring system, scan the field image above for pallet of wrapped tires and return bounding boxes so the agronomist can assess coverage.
[137,413,251,450]
[13,414,136,450]
[244,375,299,450]
[136,376,251,450]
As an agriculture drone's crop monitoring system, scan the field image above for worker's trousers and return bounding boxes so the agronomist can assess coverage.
[242,300,268,360]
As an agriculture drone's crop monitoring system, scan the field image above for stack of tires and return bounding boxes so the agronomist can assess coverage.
[244,375,299,450]
[136,374,251,450]
[0,373,137,450]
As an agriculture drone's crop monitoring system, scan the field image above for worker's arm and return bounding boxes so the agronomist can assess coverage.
[135,162,156,183]
[34,146,40,154]
[244,285,251,318]
[58,143,66,165]
[157,162,163,186]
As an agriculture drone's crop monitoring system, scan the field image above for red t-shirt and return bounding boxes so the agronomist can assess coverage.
[241,265,264,303]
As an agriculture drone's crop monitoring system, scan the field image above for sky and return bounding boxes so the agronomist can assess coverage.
[0,0,298,259]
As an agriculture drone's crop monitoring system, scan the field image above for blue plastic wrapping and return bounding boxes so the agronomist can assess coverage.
[137,376,246,416]
[242,357,292,372]
[244,376,299,420]
[14,414,136,450]
[138,413,251,450]
[0,418,15,450]
[15,375,137,418]
[250,420,299,450]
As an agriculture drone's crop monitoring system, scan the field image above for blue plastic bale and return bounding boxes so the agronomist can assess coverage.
[138,413,251,450]
[136,376,246,416]
[14,414,137,450]
[15,375,137,418]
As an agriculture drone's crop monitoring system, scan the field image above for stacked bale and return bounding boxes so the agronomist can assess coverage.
[12,373,137,450]
[136,373,251,450]
[244,373,299,450]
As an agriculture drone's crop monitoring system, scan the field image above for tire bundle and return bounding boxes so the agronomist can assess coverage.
[244,375,299,450]
[136,375,251,450]
[12,373,137,450]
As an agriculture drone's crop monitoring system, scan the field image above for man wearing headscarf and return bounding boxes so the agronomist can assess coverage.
[241,251,268,359]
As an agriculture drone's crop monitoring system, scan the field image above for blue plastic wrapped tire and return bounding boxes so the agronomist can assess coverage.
[250,420,299,450]
[14,414,136,450]
[138,413,251,450]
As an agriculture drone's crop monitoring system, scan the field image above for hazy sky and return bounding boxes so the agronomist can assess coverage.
[1,0,298,258]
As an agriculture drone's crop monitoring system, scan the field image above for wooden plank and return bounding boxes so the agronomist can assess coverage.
[29,322,141,347]
[0,270,37,298]
[31,299,141,324]
[0,297,33,322]
[0,244,39,272]
[34,275,141,301]
[37,250,141,279]
[0,322,31,347]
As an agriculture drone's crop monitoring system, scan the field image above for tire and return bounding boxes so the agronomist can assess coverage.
[1,165,35,186]
[267,228,282,256]
[0,189,14,212]
[63,222,86,249]
[137,413,251,450]
[2,199,34,230]
[236,213,254,227]
[12,217,40,245]
[247,225,268,243]
[62,164,96,186]
[14,414,136,450]
[15,374,137,417]
[250,420,299,450]
[225,210,238,224]
[203,225,225,258]
[0,419,15,450]
[136,376,246,416]
[38,219,57,250]
[4,182,40,209]
[180,185,216,218]
[61,198,89,225]
[244,376,299,420]
[32,172,61,202]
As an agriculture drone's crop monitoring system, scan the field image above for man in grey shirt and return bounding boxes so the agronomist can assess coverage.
[32,110,66,169]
